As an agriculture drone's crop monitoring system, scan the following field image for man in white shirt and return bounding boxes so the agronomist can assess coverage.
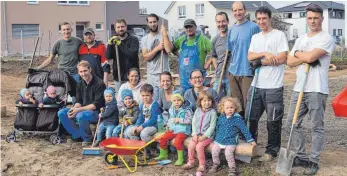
[247,6,288,162]
[287,4,335,175]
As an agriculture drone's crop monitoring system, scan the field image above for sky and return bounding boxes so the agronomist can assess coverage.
[139,1,345,19]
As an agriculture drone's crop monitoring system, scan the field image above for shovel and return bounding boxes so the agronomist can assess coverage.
[276,64,310,176]
[82,114,102,155]
[216,50,229,94]
[245,67,260,125]
[115,40,122,87]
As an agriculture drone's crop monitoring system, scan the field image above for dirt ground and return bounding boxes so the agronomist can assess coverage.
[1,58,347,176]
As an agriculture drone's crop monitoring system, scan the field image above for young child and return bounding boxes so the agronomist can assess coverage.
[208,97,256,176]
[125,84,161,145]
[16,88,37,106]
[155,90,193,166]
[94,88,119,146]
[39,86,62,108]
[112,89,140,137]
[182,91,218,176]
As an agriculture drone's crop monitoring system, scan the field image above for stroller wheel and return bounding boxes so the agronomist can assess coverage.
[50,135,61,145]
[6,133,16,143]
[105,152,118,165]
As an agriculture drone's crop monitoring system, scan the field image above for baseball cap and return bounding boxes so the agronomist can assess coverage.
[184,19,197,27]
[83,27,95,35]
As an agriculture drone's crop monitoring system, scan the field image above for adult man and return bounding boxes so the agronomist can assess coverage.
[106,19,140,92]
[287,4,334,175]
[141,13,173,100]
[37,22,83,81]
[174,19,212,91]
[246,6,288,162]
[204,12,231,96]
[58,61,106,146]
[79,27,109,86]
[227,1,260,117]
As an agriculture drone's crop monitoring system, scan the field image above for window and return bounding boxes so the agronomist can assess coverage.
[333,29,336,36]
[195,4,204,17]
[12,24,39,38]
[293,29,298,38]
[178,6,186,19]
[338,29,342,36]
[57,1,89,5]
[96,23,102,30]
[283,13,292,19]
[27,1,38,4]
[58,24,61,31]
[300,12,306,17]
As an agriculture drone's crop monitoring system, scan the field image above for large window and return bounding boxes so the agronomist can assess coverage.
[283,13,292,19]
[195,4,204,17]
[338,29,342,36]
[333,29,337,36]
[12,24,39,38]
[96,23,103,31]
[300,12,306,17]
[57,1,89,5]
[178,6,186,19]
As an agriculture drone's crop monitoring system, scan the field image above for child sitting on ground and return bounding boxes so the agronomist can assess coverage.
[208,97,256,176]
[155,90,193,166]
[39,86,62,108]
[94,88,119,146]
[182,91,218,176]
[125,84,161,156]
[16,88,37,106]
[112,89,140,137]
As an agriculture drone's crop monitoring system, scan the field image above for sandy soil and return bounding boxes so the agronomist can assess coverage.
[1,58,347,176]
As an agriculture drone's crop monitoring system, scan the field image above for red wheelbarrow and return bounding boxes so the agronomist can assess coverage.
[100,133,164,172]
[332,84,347,118]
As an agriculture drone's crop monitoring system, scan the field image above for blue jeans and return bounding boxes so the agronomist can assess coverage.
[213,78,231,97]
[112,124,130,137]
[97,122,115,141]
[58,108,98,142]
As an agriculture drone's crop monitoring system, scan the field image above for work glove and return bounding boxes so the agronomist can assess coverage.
[108,36,121,46]
[249,59,262,73]
[309,59,321,68]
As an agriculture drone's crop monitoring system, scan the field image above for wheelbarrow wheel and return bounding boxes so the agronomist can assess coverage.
[105,152,118,165]
[50,134,61,145]
[6,132,16,143]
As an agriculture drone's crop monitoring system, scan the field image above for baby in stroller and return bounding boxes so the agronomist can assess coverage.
[38,86,63,108]
[16,88,37,106]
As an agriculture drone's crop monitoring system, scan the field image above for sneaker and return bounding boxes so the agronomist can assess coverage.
[66,137,82,143]
[208,164,220,173]
[303,161,319,175]
[228,167,237,176]
[258,153,274,162]
[182,162,195,170]
[82,141,92,147]
[293,157,309,168]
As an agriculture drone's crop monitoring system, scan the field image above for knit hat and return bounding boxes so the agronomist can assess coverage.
[46,86,56,98]
[104,87,115,98]
[121,89,133,100]
[20,88,29,98]
[171,90,184,102]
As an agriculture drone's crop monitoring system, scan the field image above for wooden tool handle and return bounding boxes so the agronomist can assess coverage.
[160,18,164,73]
[91,116,102,148]
[217,50,229,94]
[292,64,310,125]
[115,45,121,83]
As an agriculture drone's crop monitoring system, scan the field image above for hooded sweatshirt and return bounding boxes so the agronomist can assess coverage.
[101,99,119,126]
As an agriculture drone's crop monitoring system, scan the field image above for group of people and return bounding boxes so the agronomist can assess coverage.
[15,1,335,176]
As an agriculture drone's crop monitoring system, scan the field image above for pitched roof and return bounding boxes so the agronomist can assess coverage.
[164,1,276,14]
[277,1,345,12]
[209,1,276,11]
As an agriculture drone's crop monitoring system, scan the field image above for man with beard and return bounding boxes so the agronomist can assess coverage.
[204,12,231,97]
[141,13,173,100]
[37,22,83,82]
[226,1,260,117]
[173,19,212,91]
[79,28,110,86]
[106,19,140,92]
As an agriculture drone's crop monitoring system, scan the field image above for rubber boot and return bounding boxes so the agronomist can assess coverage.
[175,150,184,166]
[154,148,168,161]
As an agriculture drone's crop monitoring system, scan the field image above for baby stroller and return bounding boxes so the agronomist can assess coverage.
[6,69,73,145]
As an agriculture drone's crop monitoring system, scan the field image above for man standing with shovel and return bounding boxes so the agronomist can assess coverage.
[106,19,140,92]
[281,4,334,175]
[141,13,173,101]
[246,6,289,162]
